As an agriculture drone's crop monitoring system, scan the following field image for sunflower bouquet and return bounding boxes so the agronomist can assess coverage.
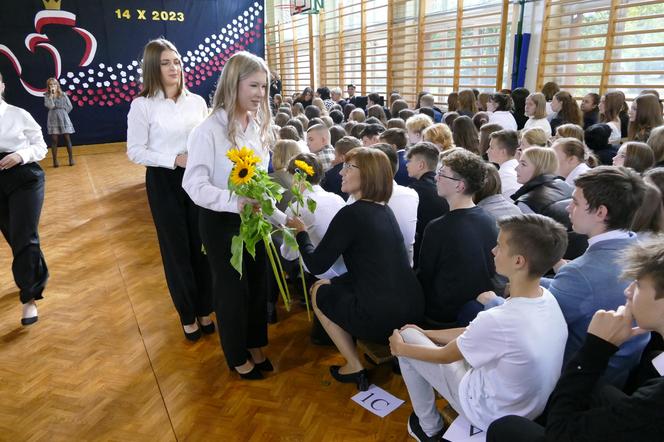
[281,159,318,319]
[226,146,293,310]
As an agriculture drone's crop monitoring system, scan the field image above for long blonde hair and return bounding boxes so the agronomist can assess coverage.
[139,38,185,98]
[46,77,63,98]
[212,51,273,149]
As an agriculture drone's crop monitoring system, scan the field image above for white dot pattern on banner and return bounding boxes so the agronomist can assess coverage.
[59,4,263,107]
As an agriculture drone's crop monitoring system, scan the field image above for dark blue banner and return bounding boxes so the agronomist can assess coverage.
[0,0,265,145]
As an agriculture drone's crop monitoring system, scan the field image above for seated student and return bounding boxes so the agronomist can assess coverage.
[307,124,335,172]
[405,113,434,145]
[540,166,648,387]
[368,92,391,119]
[648,126,664,167]
[487,93,518,131]
[552,137,592,185]
[417,149,498,326]
[585,123,617,166]
[581,92,600,129]
[550,91,583,136]
[512,147,572,225]
[456,89,477,119]
[370,143,420,267]
[360,123,385,147]
[628,93,663,142]
[405,142,450,267]
[419,94,442,123]
[452,116,481,155]
[473,111,490,131]
[349,108,366,123]
[322,136,361,200]
[379,127,414,186]
[517,127,548,160]
[287,147,425,391]
[523,92,552,138]
[391,214,569,439]
[553,123,585,143]
[488,235,664,442]
[423,123,455,152]
[613,141,656,173]
[329,110,344,125]
[387,118,406,129]
[329,125,346,148]
[400,108,416,121]
[269,140,304,211]
[474,163,523,222]
[281,153,347,279]
[487,129,521,199]
[479,123,503,158]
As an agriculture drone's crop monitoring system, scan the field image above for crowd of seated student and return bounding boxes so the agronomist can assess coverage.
[268,82,663,438]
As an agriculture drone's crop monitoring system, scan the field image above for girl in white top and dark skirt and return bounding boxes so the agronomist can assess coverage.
[183,51,276,380]
[487,93,518,131]
[126,39,213,342]
[0,71,49,326]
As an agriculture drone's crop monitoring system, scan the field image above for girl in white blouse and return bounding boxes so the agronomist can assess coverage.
[487,93,518,131]
[0,71,49,326]
[183,51,276,380]
[126,39,213,341]
[523,93,552,139]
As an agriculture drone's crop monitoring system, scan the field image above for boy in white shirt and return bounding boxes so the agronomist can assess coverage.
[486,129,521,200]
[389,214,569,440]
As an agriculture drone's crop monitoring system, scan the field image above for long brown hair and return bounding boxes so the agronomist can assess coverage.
[452,115,480,155]
[138,38,185,98]
[211,51,274,149]
[458,89,477,114]
[629,94,664,141]
[600,91,624,123]
[554,91,582,126]
[46,77,63,98]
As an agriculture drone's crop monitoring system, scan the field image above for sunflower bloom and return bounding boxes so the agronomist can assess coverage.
[227,146,260,165]
[230,161,256,186]
[294,160,315,176]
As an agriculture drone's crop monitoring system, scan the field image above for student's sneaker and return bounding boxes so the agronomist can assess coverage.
[407,412,444,441]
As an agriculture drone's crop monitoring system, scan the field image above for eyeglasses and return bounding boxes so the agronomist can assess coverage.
[436,170,462,181]
[342,162,360,170]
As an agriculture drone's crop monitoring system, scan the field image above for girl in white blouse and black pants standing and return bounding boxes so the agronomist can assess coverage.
[183,52,276,380]
[0,71,49,325]
[127,39,213,341]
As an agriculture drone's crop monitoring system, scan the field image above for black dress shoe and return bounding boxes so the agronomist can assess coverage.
[184,327,202,341]
[21,316,38,326]
[253,358,274,372]
[199,320,215,335]
[329,365,369,391]
[236,365,264,380]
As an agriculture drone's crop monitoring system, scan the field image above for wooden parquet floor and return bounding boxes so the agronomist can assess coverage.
[0,147,445,441]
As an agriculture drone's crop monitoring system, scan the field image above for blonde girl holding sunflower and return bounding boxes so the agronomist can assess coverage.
[127,39,213,342]
[183,51,277,380]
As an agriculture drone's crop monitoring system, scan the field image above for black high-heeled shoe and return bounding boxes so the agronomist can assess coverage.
[253,358,274,372]
[236,365,264,380]
[329,365,369,391]
[199,320,215,335]
[183,327,202,341]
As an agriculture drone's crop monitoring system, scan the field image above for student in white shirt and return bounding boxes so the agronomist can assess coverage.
[368,143,419,266]
[523,93,552,139]
[553,137,592,185]
[0,71,49,326]
[280,153,347,279]
[183,51,277,380]
[389,214,569,440]
[486,129,521,199]
[487,93,518,131]
[126,39,213,342]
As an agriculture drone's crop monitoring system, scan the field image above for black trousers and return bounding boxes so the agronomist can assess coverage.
[487,415,545,442]
[0,156,49,303]
[145,167,212,325]
[199,209,268,368]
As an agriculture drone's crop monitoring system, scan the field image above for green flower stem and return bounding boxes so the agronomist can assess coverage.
[268,236,292,305]
[264,237,290,311]
[298,256,312,321]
